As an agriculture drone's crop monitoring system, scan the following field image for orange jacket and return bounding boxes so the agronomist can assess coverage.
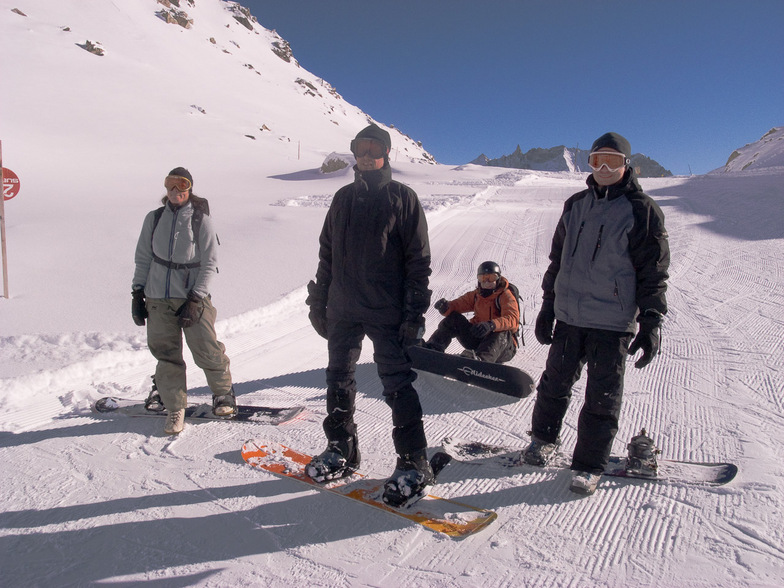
[441,277,520,334]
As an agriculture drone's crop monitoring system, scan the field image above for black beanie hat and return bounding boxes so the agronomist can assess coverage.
[352,124,392,152]
[590,132,631,158]
[168,167,193,188]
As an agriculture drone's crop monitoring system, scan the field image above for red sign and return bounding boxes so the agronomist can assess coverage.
[2,167,20,200]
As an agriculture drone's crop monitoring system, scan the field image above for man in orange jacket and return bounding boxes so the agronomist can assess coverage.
[424,261,520,363]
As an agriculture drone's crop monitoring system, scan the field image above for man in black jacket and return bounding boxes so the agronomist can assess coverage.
[305,124,433,506]
[525,132,670,495]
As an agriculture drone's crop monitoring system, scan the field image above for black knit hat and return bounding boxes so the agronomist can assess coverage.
[351,124,392,152]
[168,167,193,188]
[590,132,631,158]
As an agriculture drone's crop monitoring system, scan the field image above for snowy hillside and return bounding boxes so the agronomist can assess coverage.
[2,1,784,586]
[0,0,433,339]
[713,126,784,173]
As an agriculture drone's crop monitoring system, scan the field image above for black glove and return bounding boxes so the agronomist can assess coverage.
[176,291,203,328]
[434,298,449,314]
[399,316,425,348]
[628,312,662,369]
[308,307,328,339]
[305,280,328,339]
[534,300,555,345]
[131,288,147,326]
[470,321,495,338]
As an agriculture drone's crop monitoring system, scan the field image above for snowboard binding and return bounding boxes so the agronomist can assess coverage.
[144,375,166,413]
[625,429,660,478]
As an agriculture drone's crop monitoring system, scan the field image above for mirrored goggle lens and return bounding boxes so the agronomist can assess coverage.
[352,139,387,159]
[164,175,192,192]
[588,152,627,172]
[478,273,499,282]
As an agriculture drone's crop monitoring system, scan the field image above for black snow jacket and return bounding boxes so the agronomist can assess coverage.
[316,164,432,324]
[542,168,670,333]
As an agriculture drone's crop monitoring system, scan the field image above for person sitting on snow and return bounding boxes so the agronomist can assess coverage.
[424,261,520,364]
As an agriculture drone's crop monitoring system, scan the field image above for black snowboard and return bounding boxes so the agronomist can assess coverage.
[408,345,536,398]
[92,397,305,426]
[441,437,738,486]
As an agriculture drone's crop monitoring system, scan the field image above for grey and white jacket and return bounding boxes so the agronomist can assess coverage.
[132,200,219,300]
[542,169,670,333]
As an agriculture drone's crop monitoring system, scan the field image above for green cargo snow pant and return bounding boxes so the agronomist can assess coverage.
[146,297,232,411]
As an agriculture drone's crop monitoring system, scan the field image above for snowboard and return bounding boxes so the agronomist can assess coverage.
[241,439,497,539]
[408,345,536,398]
[92,397,305,426]
[441,437,738,486]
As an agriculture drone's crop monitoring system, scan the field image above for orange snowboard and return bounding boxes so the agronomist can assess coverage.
[241,439,497,539]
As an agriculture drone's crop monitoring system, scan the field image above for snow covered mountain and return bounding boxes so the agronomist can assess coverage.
[473,144,673,177]
[713,126,784,173]
[0,0,434,177]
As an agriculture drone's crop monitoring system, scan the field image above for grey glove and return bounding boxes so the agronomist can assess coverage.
[176,291,203,328]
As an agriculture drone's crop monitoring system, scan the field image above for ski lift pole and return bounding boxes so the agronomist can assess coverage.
[0,140,8,298]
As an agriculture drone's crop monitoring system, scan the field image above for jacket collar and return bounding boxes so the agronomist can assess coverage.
[353,163,392,194]
[586,168,643,201]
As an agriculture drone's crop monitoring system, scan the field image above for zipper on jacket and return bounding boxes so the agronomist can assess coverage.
[164,207,179,299]
[571,221,585,257]
[592,225,605,261]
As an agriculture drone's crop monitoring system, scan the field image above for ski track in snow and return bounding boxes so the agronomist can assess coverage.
[2,170,784,586]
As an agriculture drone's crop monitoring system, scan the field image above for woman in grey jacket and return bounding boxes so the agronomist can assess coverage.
[131,167,235,435]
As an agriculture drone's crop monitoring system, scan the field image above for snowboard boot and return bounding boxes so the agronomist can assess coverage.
[305,436,360,483]
[382,450,435,508]
[569,471,601,495]
[625,429,660,477]
[163,408,185,435]
[212,389,237,417]
[521,434,560,466]
[144,375,165,412]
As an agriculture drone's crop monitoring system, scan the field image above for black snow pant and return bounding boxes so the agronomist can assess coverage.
[426,313,516,363]
[324,319,428,458]
[531,322,633,474]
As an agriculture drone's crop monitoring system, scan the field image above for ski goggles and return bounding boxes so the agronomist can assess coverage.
[351,138,388,159]
[588,151,629,172]
[478,273,499,282]
[164,175,192,192]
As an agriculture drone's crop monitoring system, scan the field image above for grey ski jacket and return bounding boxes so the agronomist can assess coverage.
[132,200,219,300]
[542,169,669,333]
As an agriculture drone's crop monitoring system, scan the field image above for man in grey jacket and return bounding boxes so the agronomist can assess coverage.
[524,133,670,495]
[132,167,235,435]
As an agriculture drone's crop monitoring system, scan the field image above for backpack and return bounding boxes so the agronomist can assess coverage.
[495,281,525,346]
[151,196,213,270]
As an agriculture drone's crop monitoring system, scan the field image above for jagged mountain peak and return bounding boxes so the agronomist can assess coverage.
[472,144,672,177]
[713,127,784,173]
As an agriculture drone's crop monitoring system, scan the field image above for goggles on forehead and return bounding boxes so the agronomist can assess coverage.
[164,175,192,192]
[351,138,388,159]
[588,151,629,172]
[478,273,499,282]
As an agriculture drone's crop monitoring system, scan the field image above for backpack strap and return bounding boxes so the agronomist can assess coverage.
[150,204,203,270]
[496,282,525,346]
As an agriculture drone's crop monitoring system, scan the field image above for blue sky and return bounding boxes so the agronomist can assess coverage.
[243,0,783,175]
